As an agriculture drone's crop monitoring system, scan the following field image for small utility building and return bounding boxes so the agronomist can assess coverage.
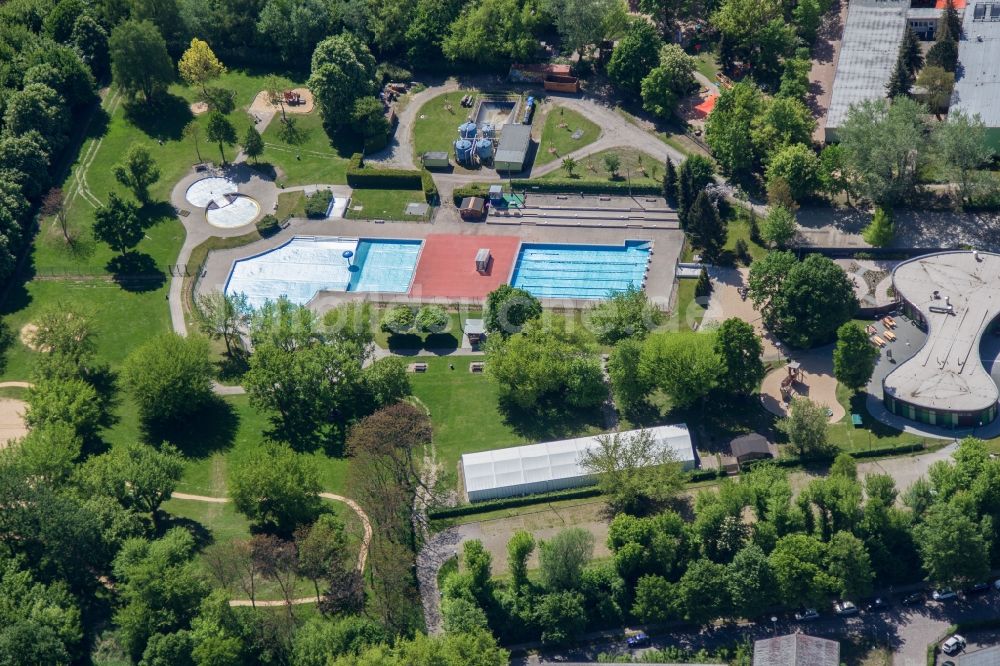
[494,123,532,173]
[460,425,696,502]
[421,151,450,168]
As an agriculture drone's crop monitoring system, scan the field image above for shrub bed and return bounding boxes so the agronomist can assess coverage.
[428,487,602,519]
[304,190,333,218]
[256,214,280,237]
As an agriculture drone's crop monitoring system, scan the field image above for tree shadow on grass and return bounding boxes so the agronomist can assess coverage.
[106,252,166,292]
[424,333,459,352]
[216,352,250,384]
[387,333,423,353]
[123,93,193,142]
[498,398,606,441]
[158,513,214,548]
[138,200,177,230]
[144,395,239,458]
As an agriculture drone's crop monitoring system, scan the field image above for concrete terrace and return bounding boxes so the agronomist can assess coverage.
[196,212,685,312]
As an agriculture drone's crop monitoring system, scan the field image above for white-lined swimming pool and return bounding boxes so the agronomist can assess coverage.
[510,240,651,299]
[225,236,421,308]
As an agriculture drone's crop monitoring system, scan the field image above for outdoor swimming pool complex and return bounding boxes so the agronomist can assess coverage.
[225,236,422,308]
[510,241,652,299]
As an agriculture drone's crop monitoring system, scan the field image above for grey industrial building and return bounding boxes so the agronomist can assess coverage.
[951,2,1000,151]
[883,251,1000,428]
[494,123,532,173]
[824,0,908,142]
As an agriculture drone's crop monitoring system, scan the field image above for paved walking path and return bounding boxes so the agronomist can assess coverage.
[0,381,32,389]
[171,490,373,606]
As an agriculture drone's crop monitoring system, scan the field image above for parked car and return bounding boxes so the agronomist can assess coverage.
[833,601,858,616]
[964,582,990,596]
[942,635,966,656]
[933,588,958,601]
[794,608,820,621]
[901,592,924,606]
[865,598,889,612]
[626,632,650,648]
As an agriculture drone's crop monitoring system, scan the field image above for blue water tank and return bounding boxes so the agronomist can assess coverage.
[454,139,474,163]
[458,122,477,139]
[481,124,495,138]
[476,139,493,160]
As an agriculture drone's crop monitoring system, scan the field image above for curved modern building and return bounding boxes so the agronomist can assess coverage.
[883,251,1000,428]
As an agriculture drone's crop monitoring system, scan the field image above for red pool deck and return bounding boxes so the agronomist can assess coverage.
[410,234,521,300]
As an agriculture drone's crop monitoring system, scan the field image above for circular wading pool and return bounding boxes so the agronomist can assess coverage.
[185,176,237,207]
[206,195,260,228]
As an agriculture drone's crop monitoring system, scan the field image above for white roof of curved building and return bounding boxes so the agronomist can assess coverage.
[884,251,1000,413]
[461,425,695,496]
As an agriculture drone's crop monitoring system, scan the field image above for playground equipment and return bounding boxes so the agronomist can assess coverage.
[779,361,803,401]
[283,91,302,105]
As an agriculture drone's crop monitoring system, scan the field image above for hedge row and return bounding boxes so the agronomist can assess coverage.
[743,442,926,472]
[347,153,437,204]
[428,487,603,520]
[451,179,663,205]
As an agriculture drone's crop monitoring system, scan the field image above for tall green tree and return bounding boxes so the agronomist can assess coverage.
[113,144,160,203]
[484,284,542,335]
[539,528,594,591]
[862,206,895,247]
[484,318,605,412]
[886,51,912,98]
[195,291,250,356]
[777,397,830,458]
[441,0,544,65]
[109,20,174,103]
[589,284,661,344]
[760,205,797,248]
[714,318,764,396]
[205,111,237,164]
[242,125,264,163]
[727,545,779,618]
[545,0,627,56]
[765,143,820,202]
[833,322,879,390]
[676,559,732,623]
[507,530,535,593]
[93,192,142,258]
[308,33,377,131]
[121,333,214,427]
[686,191,726,259]
[581,429,684,514]
[705,81,766,179]
[230,444,323,533]
[901,26,923,74]
[914,500,991,586]
[932,110,996,204]
[77,442,184,528]
[3,83,70,155]
[606,19,661,99]
[640,331,723,408]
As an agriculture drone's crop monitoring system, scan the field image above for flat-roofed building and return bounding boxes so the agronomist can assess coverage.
[824,0,908,142]
[951,2,1000,151]
[460,425,696,502]
[883,251,1000,427]
[494,123,532,173]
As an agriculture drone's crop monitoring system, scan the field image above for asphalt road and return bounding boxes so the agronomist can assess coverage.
[511,591,1000,666]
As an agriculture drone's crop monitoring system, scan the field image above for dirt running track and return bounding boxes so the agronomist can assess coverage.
[171,491,373,607]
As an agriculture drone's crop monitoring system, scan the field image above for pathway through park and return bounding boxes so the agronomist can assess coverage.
[160,491,372,608]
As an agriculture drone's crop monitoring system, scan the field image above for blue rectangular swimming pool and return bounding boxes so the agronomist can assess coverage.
[510,240,652,299]
[347,239,422,293]
[225,236,421,308]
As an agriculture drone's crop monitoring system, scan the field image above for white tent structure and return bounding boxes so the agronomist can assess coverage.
[461,424,696,502]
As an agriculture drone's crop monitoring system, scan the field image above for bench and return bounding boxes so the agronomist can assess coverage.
[469,362,485,373]
[408,362,428,373]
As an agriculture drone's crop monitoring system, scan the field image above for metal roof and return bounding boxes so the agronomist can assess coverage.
[883,251,1000,413]
[730,433,771,459]
[461,425,695,496]
[753,634,840,666]
[951,3,1000,127]
[495,123,532,164]
[826,0,908,131]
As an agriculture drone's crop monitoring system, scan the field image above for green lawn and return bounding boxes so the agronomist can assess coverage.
[172,394,351,497]
[261,109,352,186]
[162,495,364,601]
[346,188,427,220]
[373,307,483,352]
[410,356,605,491]
[723,210,769,263]
[534,107,601,167]
[827,383,937,453]
[275,191,305,220]
[692,50,721,82]
[413,90,476,157]
[541,148,662,184]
